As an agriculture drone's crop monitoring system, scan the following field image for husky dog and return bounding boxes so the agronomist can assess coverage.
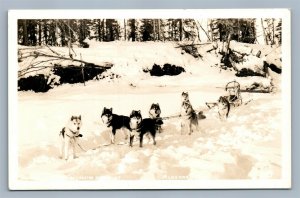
[149,103,164,133]
[181,91,191,105]
[129,110,157,147]
[217,96,230,120]
[59,115,83,160]
[206,96,230,120]
[181,101,199,135]
[101,107,131,144]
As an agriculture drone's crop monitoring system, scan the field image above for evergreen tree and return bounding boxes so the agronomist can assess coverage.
[275,19,282,45]
[140,19,154,41]
[105,19,120,41]
[78,19,91,46]
[214,19,256,43]
[128,19,137,41]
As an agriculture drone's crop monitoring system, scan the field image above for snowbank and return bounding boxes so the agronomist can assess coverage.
[16,41,282,181]
[17,87,282,181]
[227,41,282,76]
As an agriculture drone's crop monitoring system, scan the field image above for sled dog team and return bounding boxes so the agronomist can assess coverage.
[59,91,230,160]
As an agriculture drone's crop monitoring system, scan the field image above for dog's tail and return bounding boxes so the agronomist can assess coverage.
[155,118,164,125]
[60,127,66,138]
[197,111,206,120]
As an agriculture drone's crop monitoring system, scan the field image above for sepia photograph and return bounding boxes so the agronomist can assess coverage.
[8,9,291,190]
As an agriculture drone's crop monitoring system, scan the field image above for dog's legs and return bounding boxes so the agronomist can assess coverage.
[145,133,151,144]
[123,128,129,140]
[218,112,225,121]
[110,129,116,144]
[151,132,156,145]
[129,130,136,147]
[72,138,78,159]
[156,124,162,133]
[64,137,70,160]
[226,105,230,118]
[129,135,134,147]
[188,122,192,135]
[60,135,64,159]
[181,121,185,135]
[194,118,199,133]
[218,111,222,120]
[196,122,200,133]
[139,134,144,148]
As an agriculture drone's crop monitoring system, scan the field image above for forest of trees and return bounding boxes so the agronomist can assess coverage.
[17,18,282,47]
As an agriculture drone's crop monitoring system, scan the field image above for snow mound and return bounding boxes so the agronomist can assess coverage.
[16,41,282,181]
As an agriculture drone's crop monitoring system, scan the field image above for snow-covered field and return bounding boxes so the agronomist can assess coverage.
[16,41,283,182]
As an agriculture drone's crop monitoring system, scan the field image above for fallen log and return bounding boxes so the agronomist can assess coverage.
[175,42,212,48]
[32,51,112,69]
[240,89,270,93]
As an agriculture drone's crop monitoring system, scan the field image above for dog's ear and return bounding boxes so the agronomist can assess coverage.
[110,108,113,112]
[218,96,224,102]
[78,115,81,120]
[138,110,141,114]
[130,110,135,117]
[71,116,74,121]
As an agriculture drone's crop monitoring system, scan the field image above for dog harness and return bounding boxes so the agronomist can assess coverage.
[103,117,112,127]
[60,127,82,138]
[130,123,142,132]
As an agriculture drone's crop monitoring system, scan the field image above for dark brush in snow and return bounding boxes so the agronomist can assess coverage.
[18,74,51,92]
[146,63,185,76]
[53,64,106,84]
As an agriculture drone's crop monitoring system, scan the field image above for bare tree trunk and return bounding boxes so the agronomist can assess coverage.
[153,19,156,41]
[272,18,275,45]
[209,19,213,41]
[67,20,73,58]
[54,20,58,46]
[131,19,136,41]
[157,19,161,41]
[23,20,28,45]
[225,33,232,54]
[209,19,219,42]
[195,20,211,42]
[80,53,85,86]
[124,19,127,41]
[179,19,183,41]
[101,19,105,41]
[38,20,42,45]
[97,19,101,41]
[171,20,174,41]
[238,19,240,42]
[261,19,268,45]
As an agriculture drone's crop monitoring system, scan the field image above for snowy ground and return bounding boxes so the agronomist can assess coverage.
[16,41,282,181]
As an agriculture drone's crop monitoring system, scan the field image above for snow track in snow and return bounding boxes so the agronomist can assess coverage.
[16,41,282,181]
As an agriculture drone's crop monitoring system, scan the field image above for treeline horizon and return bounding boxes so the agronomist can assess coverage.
[18,18,282,47]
